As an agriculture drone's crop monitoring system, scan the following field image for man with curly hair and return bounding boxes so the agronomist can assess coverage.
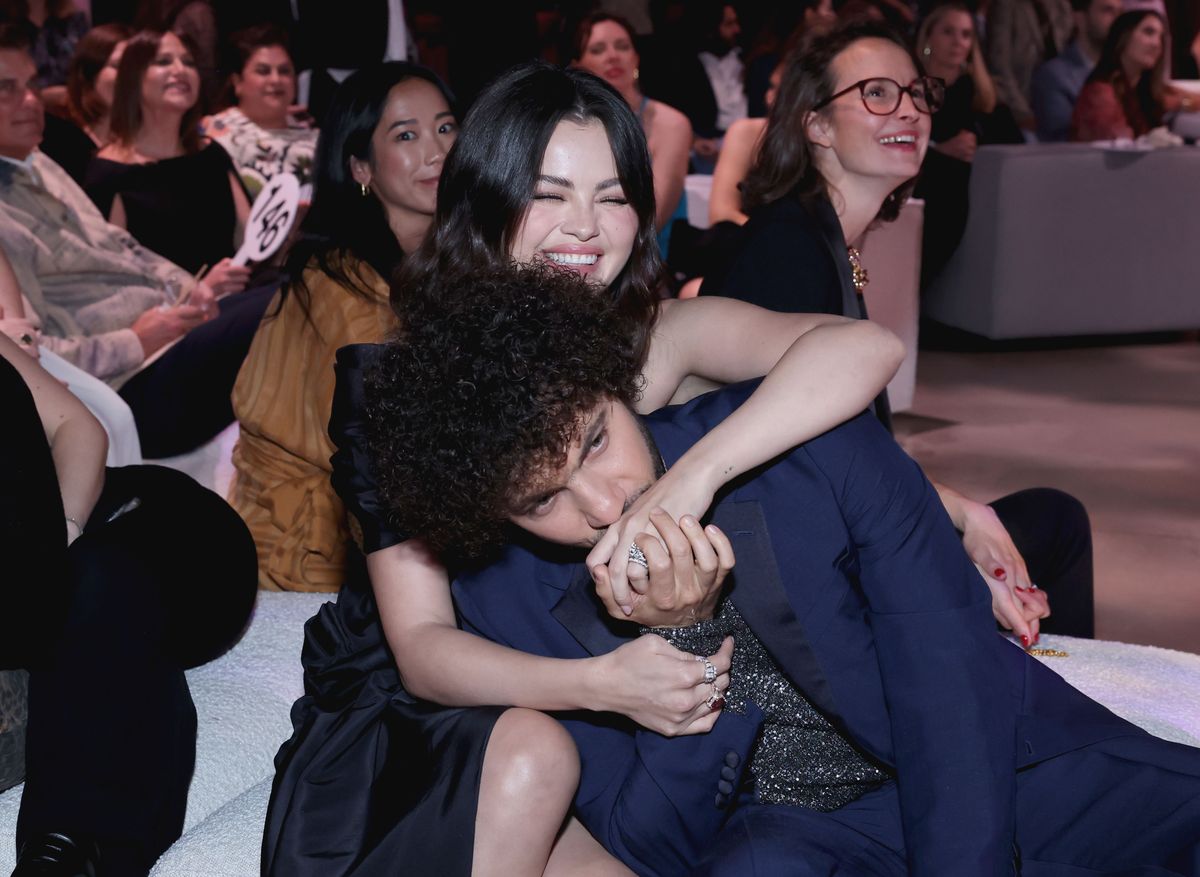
[367,262,1200,877]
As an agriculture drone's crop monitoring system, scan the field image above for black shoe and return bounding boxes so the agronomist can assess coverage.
[11,833,99,877]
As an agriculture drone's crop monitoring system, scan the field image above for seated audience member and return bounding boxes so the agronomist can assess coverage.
[0,24,276,458]
[1031,0,1122,141]
[0,239,143,464]
[85,29,250,283]
[702,21,1095,638]
[571,13,690,231]
[366,263,1200,877]
[2,0,87,92]
[913,2,1022,285]
[1070,9,1186,140]
[986,0,1074,130]
[0,328,257,877]
[742,0,836,118]
[229,62,456,593]
[37,21,130,183]
[201,23,316,200]
[707,62,780,227]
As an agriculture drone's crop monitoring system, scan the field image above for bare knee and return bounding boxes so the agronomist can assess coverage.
[484,708,580,805]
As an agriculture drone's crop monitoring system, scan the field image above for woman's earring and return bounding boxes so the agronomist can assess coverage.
[922,45,931,56]
[359,182,369,197]
[634,68,640,81]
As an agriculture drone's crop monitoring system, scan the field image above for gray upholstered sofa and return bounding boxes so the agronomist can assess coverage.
[924,143,1200,339]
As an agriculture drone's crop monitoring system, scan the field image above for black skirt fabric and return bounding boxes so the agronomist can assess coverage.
[262,344,503,876]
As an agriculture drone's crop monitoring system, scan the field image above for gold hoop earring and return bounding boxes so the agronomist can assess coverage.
[360,182,369,197]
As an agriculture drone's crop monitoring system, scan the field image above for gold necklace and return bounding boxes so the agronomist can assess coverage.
[847,247,869,294]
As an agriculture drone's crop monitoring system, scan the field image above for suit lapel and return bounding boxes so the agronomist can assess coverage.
[713,501,840,722]
[550,565,636,657]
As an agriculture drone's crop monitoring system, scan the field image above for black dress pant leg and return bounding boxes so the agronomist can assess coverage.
[989,487,1095,638]
[119,282,277,459]
[16,465,258,877]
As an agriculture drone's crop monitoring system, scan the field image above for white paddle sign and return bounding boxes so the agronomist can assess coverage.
[232,172,301,266]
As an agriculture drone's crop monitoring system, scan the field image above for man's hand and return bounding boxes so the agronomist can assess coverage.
[959,498,1050,646]
[594,508,734,628]
[589,635,733,736]
[131,303,208,357]
[587,462,720,614]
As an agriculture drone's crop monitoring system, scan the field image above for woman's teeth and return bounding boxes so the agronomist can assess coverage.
[879,135,916,145]
[544,253,598,266]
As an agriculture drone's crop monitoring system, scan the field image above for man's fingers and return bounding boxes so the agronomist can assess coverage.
[678,514,718,574]
[707,524,734,572]
[592,564,628,618]
[636,532,672,594]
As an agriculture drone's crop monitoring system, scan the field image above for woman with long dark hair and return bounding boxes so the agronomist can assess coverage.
[229,62,456,594]
[264,62,904,877]
[702,20,1094,641]
[1070,9,1178,141]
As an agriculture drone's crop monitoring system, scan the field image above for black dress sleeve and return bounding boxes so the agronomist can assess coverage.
[700,197,844,316]
[329,343,411,555]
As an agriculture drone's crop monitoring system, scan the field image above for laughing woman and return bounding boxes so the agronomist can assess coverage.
[701,21,1094,642]
[264,62,904,877]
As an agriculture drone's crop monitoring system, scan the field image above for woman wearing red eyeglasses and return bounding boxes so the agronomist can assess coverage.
[700,19,1095,645]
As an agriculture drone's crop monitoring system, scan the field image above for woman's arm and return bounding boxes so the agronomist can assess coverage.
[0,246,40,359]
[647,101,691,231]
[0,333,106,542]
[707,118,764,227]
[369,537,730,735]
[592,296,904,609]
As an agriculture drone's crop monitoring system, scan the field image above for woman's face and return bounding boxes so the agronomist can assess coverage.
[804,0,837,36]
[578,20,639,94]
[140,32,199,115]
[811,38,930,190]
[94,39,125,108]
[926,10,974,70]
[352,78,457,225]
[509,118,638,288]
[235,45,296,125]
[1121,16,1163,74]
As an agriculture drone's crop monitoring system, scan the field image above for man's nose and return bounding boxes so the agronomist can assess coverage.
[574,474,624,529]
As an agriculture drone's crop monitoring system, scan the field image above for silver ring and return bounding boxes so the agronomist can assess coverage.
[699,657,716,684]
[1029,583,1039,591]
[627,543,649,571]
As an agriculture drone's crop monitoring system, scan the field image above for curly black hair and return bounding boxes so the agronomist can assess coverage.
[365,262,645,559]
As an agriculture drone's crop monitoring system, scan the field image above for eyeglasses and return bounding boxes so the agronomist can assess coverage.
[814,76,945,115]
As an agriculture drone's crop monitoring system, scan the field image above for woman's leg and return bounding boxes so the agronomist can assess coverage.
[543,818,636,877]
[472,708,581,877]
[990,487,1095,638]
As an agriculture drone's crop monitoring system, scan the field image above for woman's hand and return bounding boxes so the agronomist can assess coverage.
[933,130,977,162]
[588,468,724,616]
[590,635,733,736]
[0,307,41,360]
[204,258,251,297]
[959,498,1050,645]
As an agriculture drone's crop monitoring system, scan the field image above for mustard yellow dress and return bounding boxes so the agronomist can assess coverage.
[230,258,393,591]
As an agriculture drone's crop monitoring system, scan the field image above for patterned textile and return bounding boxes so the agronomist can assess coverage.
[203,108,318,201]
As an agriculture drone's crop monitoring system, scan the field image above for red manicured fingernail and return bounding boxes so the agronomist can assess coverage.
[1015,587,1029,593]
[994,568,1005,578]
[1021,635,1030,647]
[1033,634,1040,645]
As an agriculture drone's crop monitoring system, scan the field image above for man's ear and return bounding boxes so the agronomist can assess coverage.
[805,110,833,149]
[348,155,371,189]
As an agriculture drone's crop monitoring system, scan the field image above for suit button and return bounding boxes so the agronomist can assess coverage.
[720,765,737,782]
[724,751,740,768]
[715,793,727,808]
[717,780,734,796]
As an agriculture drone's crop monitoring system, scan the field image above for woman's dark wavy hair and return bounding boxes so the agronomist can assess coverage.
[66,23,133,128]
[217,22,293,111]
[366,262,644,559]
[280,62,455,325]
[110,29,204,153]
[742,20,918,223]
[1086,10,1168,136]
[394,61,661,365]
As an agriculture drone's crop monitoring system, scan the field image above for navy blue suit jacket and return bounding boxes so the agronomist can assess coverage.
[453,382,1140,877]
